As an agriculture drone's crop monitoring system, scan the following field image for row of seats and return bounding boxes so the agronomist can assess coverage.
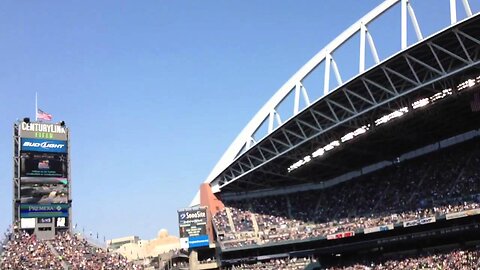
[0,230,144,270]
[213,139,480,248]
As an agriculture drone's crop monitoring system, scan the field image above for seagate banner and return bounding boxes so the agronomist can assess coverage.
[178,206,209,248]
[19,122,67,140]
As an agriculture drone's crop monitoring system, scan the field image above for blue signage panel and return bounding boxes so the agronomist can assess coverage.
[21,138,67,153]
[188,235,209,248]
[20,204,69,218]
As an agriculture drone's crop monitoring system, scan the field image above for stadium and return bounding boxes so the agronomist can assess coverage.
[2,0,480,269]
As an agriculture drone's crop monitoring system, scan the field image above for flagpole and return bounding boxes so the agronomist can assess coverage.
[35,92,38,121]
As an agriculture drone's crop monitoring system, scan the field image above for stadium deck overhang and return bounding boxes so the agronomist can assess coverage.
[211,13,480,195]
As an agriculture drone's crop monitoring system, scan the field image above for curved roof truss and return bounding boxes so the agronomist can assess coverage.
[193,0,479,205]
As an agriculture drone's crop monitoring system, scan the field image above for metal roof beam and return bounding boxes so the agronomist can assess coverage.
[430,42,471,64]
[405,54,444,76]
[384,66,419,86]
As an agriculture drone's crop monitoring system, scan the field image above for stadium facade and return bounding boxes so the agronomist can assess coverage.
[181,1,480,269]
[13,119,71,239]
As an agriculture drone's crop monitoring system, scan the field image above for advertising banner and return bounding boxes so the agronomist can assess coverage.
[20,204,69,218]
[446,209,480,220]
[21,152,68,178]
[20,184,68,204]
[403,219,418,227]
[178,207,207,238]
[446,211,469,220]
[188,235,209,248]
[363,224,394,234]
[326,231,355,240]
[469,209,480,216]
[178,207,209,248]
[403,216,436,228]
[19,122,67,140]
[419,216,436,225]
[21,138,67,153]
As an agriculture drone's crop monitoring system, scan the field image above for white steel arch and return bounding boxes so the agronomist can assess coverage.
[192,0,478,205]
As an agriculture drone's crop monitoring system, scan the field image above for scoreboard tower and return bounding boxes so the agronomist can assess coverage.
[13,119,72,239]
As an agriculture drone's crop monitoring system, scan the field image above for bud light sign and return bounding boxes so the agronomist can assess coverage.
[21,138,67,153]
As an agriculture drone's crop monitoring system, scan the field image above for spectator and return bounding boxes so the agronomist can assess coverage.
[0,231,144,270]
[213,139,480,248]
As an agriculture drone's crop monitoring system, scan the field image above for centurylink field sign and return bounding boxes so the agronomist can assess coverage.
[19,122,67,140]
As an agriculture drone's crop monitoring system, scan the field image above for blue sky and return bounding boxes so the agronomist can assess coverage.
[0,0,478,240]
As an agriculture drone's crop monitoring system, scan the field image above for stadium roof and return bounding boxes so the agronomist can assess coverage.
[191,1,480,205]
[221,85,480,193]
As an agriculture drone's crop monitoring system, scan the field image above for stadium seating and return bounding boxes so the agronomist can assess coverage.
[0,231,144,269]
[229,257,316,270]
[222,248,480,269]
[213,138,480,249]
[325,248,480,269]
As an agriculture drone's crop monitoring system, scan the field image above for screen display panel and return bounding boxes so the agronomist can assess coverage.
[20,184,68,204]
[21,152,68,178]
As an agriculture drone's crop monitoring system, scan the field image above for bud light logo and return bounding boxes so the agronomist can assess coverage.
[23,141,64,149]
[21,138,67,153]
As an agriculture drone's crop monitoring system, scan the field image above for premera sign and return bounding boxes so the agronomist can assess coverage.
[178,207,209,249]
[19,204,69,218]
[21,138,67,153]
[19,122,67,140]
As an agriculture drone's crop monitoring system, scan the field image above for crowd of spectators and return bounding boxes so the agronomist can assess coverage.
[0,230,63,269]
[229,257,316,270]
[224,248,480,269]
[0,230,144,269]
[327,248,480,269]
[213,138,480,249]
[53,232,143,269]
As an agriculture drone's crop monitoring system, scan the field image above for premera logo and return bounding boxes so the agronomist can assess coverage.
[20,204,69,218]
[21,138,67,153]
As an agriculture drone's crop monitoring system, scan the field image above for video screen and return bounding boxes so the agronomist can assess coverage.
[21,177,68,185]
[20,184,68,204]
[21,152,68,178]
[178,207,207,238]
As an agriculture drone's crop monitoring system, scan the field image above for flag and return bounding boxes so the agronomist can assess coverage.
[37,109,53,121]
[471,92,480,112]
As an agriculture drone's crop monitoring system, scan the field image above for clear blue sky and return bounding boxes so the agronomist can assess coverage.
[0,1,478,240]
